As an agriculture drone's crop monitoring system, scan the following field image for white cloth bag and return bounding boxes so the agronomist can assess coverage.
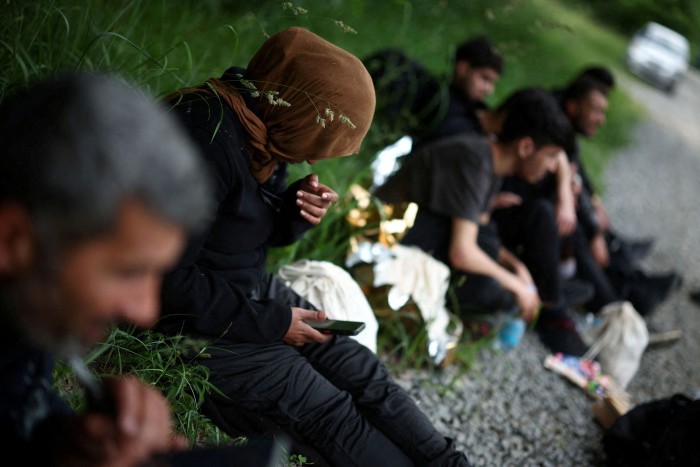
[583,300,649,389]
[372,244,458,364]
[277,259,379,353]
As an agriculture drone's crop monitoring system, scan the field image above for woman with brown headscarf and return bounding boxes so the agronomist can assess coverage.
[158,27,470,466]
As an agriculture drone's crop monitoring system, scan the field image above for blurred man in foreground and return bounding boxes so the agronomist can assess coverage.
[0,72,218,465]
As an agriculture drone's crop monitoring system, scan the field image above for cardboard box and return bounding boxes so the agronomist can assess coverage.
[592,383,634,430]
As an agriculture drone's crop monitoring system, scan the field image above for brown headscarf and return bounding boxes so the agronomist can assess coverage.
[184,27,376,184]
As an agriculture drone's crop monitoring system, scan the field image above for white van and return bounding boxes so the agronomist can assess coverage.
[625,21,690,93]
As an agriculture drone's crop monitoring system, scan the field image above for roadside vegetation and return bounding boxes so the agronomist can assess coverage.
[1,0,681,454]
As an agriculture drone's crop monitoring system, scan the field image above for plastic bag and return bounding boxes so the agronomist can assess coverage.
[346,241,462,366]
[277,259,379,353]
[583,300,649,389]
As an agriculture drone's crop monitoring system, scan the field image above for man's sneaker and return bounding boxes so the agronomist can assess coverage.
[690,289,700,306]
[535,313,589,357]
[626,271,683,316]
[621,238,654,262]
[606,232,654,263]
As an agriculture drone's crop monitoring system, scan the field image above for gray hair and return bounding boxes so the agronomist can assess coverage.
[0,72,212,249]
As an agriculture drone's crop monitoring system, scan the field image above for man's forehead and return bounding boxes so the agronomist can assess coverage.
[585,90,608,106]
[473,66,500,78]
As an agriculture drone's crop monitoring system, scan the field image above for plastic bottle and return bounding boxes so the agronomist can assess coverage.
[573,312,602,345]
[493,316,526,352]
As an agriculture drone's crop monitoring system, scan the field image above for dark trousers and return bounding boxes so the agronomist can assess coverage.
[196,274,470,467]
[492,199,563,306]
[568,225,621,312]
[449,221,516,316]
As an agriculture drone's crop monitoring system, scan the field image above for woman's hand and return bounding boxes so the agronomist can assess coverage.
[296,174,339,225]
[283,307,332,346]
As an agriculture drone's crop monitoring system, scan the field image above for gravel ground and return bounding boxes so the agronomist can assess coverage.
[398,68,700,467]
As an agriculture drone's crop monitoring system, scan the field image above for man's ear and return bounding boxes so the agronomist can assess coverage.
[453,60,471,80]
[0,202,35,276]
[564,99,577,119]
[517,136,536,159]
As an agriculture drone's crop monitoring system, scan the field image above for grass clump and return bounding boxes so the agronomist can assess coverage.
[54,327,234,447]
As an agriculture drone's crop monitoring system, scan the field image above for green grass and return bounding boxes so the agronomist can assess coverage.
[2,0,648,454]
[53,327,237,447]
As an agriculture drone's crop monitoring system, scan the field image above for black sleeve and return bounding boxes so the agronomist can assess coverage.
[158,104,291,345]
[573,161,600,239]
[577,163,596,197]
[576,187,601,240]
[0,347,74,465]
[268,178,315,246]
[160,264,291,344]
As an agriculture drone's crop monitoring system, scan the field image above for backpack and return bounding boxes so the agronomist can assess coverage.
[603,393,700,466]
[363,48,448,142]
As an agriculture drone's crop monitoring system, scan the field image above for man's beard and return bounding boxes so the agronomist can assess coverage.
[4,266,91,360]
[23,317,88,360]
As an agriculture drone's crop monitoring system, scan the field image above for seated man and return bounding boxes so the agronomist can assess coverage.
[374,87,589,356]
[411,34,503,148]
[556,72,680,315]
[496,69,679,317]
[157,27,471,466]
[363,35,503,149]
[408,37,587,338]
[558,65,654,263]
[0,73,230,465]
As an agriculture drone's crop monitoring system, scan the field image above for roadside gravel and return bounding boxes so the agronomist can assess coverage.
[399,68,700,467]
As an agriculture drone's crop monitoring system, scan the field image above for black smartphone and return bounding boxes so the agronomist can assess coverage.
[303,319,366,336]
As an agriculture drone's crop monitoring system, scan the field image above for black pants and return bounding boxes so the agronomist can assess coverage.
[568,225,621,312]
[492,199,562,306]
[196,274,470,467]
[448,221,517,316]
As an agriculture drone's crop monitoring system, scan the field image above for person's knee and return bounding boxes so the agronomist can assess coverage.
[453,275,514,313]
[528,199,557,229]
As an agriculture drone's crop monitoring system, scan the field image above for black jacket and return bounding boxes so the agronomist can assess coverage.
[0,318,72,465]
[158,68,315,345]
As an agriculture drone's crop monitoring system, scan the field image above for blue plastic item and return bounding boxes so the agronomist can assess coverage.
[494,317,526,352]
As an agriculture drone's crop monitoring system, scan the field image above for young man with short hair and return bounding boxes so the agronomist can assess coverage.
[413,35,504,146]
[375,87,588,355]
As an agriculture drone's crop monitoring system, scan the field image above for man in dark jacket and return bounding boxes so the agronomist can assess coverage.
[0,73,216,466]
[374,87,590,356]
[558,73,681,315]
[415,35,503,147]
[496,69,679,316]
